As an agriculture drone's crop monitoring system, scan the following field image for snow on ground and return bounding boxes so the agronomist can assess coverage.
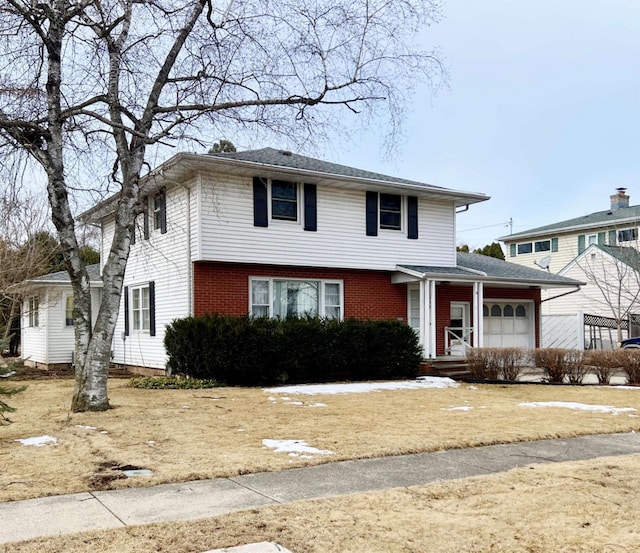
[15,436,57,447]
[441,406,474,412]
[264,377,459,396]
[519,401,637,415]
[262,439,334,456]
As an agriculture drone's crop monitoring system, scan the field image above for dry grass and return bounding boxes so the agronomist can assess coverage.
[1,378,639,503]
[7,453,640,553]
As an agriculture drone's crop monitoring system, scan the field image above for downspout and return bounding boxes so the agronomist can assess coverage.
[540,286,582,302]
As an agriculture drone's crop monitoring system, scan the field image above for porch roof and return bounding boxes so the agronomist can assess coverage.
[15,264,103,290]
[398,253,584,288]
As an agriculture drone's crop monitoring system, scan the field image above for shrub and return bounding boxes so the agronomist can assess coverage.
[531,348,570,383]
[499,348,527,381]
[564,350,587,385]
[584,349,624,385]
[129,377,223,389]
[164,314,422,386]
[622,350,640,385]
[466,347,526,381]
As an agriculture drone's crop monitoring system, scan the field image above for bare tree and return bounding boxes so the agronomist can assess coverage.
[0,0,446,411]
[575,245,640,342]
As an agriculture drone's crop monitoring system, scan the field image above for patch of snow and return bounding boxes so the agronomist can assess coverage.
[308,402,327,408]
[520,401,637,415]
[441,406,473,412]
[264,377,458,396]
[15,435,57,447]
[75,425,97,430]
[237,428,246,432]
[262,439,334,456]
[0,370,16,378]
[602,385,640,390]
[468,386,479,390]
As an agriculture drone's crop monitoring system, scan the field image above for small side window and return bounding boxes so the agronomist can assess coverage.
[65,295,74,326]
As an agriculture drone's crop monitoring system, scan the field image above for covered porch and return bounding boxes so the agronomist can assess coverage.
[392,253,584,359]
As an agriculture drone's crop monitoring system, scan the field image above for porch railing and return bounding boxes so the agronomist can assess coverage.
[444,326,474,356]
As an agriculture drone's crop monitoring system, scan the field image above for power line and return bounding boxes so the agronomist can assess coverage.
[457,219,512,234]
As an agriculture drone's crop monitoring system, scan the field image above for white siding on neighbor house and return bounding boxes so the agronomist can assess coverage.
[197,172,457,270]
[21,288,48,364]
[505,232,584,274]
[110,184,194,370]
[541,247,640,318]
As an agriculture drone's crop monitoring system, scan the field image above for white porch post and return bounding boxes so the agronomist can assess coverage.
[419,279,426,355]
[427,279,437,358]
[473,281,484,348]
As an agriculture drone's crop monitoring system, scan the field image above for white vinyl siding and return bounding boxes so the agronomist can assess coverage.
[198,173,456,270]
[109,184,194,370]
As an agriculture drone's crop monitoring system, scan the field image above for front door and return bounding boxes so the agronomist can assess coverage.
[449,302,470,355]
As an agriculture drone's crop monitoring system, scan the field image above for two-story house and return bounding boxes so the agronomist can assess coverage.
[499,188,640,347]
[21,148,581,374]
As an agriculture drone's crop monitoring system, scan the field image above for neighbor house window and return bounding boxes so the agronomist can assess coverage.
[271,180,298,221]
[534,240,550,252]
[28,296,39,327]
[517,242,532,254]
[132,285,150,331]
[379,193,402,230]
[618,228,637,242]
[65,295,74,326]
[250,278,343,319]
[587,233,598,246]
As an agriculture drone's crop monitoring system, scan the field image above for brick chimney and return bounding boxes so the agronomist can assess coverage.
[610,188,629,211]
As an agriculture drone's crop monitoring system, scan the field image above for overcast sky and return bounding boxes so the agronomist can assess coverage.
[323,0,640,249]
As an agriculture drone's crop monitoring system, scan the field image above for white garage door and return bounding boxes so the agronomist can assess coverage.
[483,302,534,348]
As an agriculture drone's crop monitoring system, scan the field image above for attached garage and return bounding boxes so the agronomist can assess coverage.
[483,301,534,348]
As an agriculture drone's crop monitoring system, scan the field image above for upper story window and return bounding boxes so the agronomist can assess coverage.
[365,191,418,239]
[28,296,39,327]
[153,188,167,233]
[517,242,532,254]
[618,228,637,243]
[250,277,343,320]
[587,233,598,246]
[271,180,298,221]
[534,240,550,252]
[379,194,402,230]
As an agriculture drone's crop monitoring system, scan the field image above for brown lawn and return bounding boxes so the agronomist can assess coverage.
[1,377,639,504]
[6,453,640,553]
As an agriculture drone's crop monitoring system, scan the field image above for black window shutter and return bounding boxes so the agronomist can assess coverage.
[366,191,378,236]
[131,216,136,245]
[407,196,418,239]
[159,190,167,234]
[124,286,129,336]
[253,177,268,227]
[149,281,156,337]
[143,196,150,239]
[304,183,317,231]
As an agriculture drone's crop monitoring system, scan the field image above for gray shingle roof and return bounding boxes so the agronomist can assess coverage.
[596,245,640,272]
[207,147,473,193]
[31,264,102,284]
[400,253,583,287]
[498,205,640,241]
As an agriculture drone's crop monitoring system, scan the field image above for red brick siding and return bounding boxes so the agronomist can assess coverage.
[434,285,541,354]
[193,261,407,321]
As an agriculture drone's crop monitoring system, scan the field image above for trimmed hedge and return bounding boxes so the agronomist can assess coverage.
[164,315,422,386]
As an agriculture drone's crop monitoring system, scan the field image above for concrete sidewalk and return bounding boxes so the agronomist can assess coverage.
[1,431,639,545]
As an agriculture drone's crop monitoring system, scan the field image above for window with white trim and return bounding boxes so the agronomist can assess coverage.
[65,295,74,326]
[28,296,39,327]
[534,240,550,252]
[250,278,343,319]
[271,180,298,221]
[379,193,402,230]
[618,228,637,243]
[587,233,598,246]
[517,242,532,254]
[131,285,150,331]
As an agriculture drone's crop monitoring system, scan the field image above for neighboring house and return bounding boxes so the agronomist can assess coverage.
[499,188,639,276]
[21,148,582,374]
[18,265,102,369]
[499,188,640,348]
